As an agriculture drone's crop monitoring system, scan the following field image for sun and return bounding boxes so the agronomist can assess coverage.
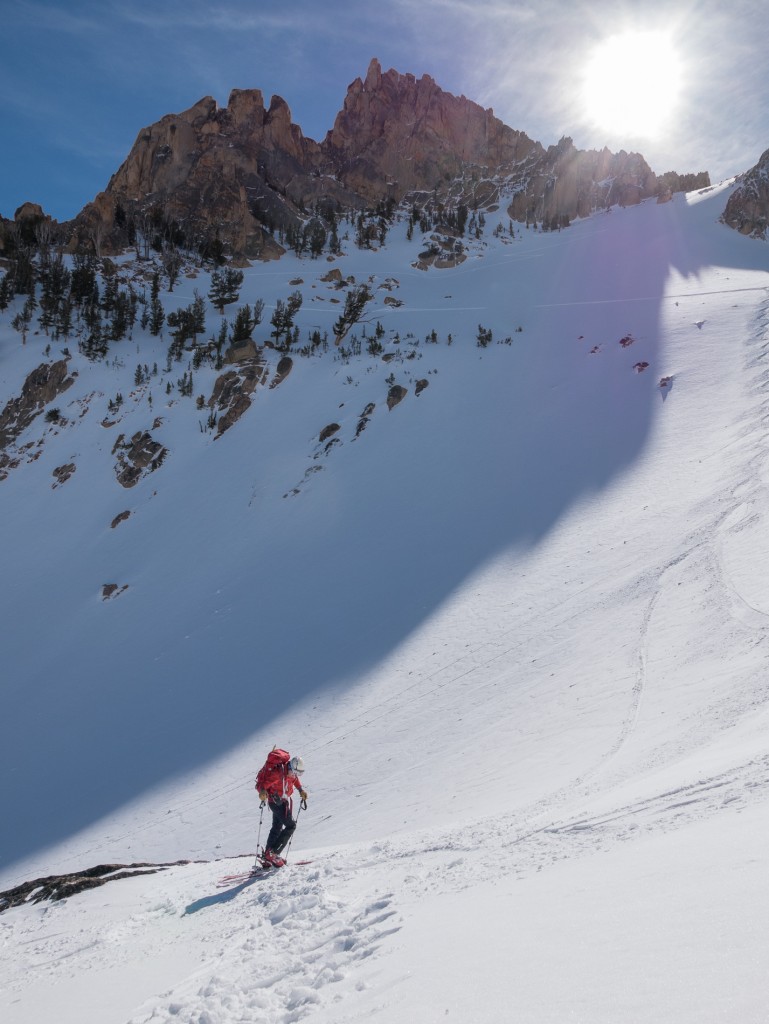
[582,31,682,139]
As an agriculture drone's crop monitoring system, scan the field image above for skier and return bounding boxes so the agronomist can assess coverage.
[255,748,308,867]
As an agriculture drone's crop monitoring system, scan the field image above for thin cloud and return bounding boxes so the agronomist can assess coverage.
[7,0,104,34]
[109,0,343,37]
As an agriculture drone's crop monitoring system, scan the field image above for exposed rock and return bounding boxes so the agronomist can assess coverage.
[319,422,341,443]
[102,584,129,600]
[15,202,49,224]
[0,452,17,481]
[355,402,376,437]
[111,510,132,529]
[657,170,711,195]
[113,430,167,487]
[0,862,194,912]
[52,463,76,487]
[209,356,268,436]
[225,339,259,364]
[270,355,293,389]
[387,384,408,410]
[434,253,466,269]
[415,379,429,396]
[722,148,769,237]
[5,202,59,253]
[216,394,252,436]
[0,360,75,452]
[324,59,540,201]
[507,137,659,227]
[75,88,359,259]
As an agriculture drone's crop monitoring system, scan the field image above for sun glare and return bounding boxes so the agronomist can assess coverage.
[583,31,682,139]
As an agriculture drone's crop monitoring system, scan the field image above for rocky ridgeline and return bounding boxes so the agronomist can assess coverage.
[1,58,718,262]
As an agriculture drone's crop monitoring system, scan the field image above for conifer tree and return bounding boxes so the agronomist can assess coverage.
[231,299,264,344]
[333,284,371,344]
[149,273,165,336]
[0,272,13,311]
[208,267,244,313]
[270,291,302,348]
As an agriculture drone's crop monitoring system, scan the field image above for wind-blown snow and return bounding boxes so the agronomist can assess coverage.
[2,180,769,1022]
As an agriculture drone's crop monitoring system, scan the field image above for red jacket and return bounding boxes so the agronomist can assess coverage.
[256,762,303,801]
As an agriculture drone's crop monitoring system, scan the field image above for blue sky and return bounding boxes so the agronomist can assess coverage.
[1,0,767,221]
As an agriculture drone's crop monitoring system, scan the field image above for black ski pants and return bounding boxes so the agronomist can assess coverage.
[266,797,296,854]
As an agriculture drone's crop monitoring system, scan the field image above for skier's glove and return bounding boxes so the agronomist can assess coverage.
[299,789,308,801]
[258,790,268,805]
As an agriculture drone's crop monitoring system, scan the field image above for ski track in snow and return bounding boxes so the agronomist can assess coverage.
[129,884,400,1024]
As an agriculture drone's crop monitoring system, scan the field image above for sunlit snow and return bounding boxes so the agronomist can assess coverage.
[1,180,768,1023]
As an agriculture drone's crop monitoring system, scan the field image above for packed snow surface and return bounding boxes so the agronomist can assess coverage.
[2,181,769,1022]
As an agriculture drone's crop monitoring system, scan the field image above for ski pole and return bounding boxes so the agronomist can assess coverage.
[253,800,265,872]
[284,799,306,863]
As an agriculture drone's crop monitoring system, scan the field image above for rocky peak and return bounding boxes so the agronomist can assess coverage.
[226,88,266,129]
[323,58,541,199]
[14,202,50,224]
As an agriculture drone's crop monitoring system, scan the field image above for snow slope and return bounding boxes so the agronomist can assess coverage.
[2,181,769,1022]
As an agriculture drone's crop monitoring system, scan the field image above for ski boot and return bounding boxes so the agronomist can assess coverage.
[262,848,286,868]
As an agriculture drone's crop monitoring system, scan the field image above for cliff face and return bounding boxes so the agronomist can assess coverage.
[322,58,542,200]
[722,148,769,238]
[66,58,712,259]
[507,137,661,226]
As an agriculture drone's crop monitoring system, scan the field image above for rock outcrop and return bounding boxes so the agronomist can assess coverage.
[722,148,769,238]
[387,384,408,410]
[113,429,168,487]
[0,359,75,450]
[657,170,711,195]
[0,862,190,912]
[209,355,268,436]
[319,422,340,443]
[0,203,57,255]
[52,463,76,487]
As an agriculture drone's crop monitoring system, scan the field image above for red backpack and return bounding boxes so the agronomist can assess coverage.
[256,748,290,794]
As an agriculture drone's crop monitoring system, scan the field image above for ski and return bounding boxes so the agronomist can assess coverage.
[216,860,312,886]
[216,869,268,886]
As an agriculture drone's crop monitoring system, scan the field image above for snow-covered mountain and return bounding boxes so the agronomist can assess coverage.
[2,178,769,1023]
